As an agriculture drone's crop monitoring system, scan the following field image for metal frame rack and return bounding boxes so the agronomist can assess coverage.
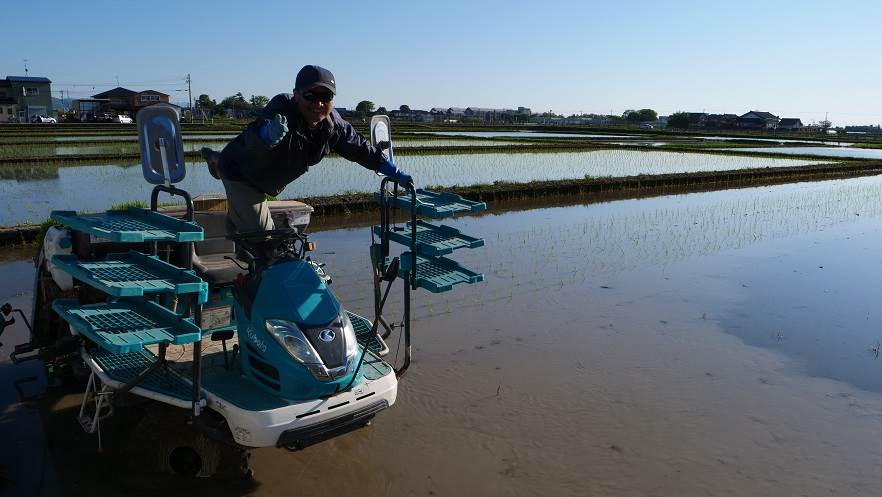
[49,185,208,446]
[371,181,487,377]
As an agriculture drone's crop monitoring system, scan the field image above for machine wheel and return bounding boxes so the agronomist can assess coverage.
[132,404,252,480]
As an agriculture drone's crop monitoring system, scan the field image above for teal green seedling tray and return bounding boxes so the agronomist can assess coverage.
[398,252,484,293]
[53,298,201,354]
[373,189,486,219]
[90,348,202,402]
[53,251,208,304]
[374,221,485,256]
[349,311,388,356]
[51,208,203,242]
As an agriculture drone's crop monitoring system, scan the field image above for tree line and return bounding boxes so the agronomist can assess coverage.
[196,93,269,115]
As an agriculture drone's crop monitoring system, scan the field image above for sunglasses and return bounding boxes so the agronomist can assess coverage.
[302,90,334,103]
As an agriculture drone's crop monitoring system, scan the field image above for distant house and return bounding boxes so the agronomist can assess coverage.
[704,113,739,129]
[844,125,882,134]
[687,112,708,127]
[777,118,803,131]
[464,107,494,120]
[430,107,466,122]
[91,87,170,117]
[71,98,110,122]
[737,111,779,129]
[1,76,53,121]
[387,108,430,122]
[0,80,16,122]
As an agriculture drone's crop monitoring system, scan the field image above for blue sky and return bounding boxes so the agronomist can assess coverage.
[4,0,881,125]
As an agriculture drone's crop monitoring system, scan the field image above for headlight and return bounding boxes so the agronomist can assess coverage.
[265,319,322,365]
[341,313,359,360]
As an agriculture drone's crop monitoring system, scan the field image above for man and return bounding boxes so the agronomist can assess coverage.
[202,64,412,235]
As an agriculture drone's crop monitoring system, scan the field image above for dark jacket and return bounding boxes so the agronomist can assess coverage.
[218,93,385,196]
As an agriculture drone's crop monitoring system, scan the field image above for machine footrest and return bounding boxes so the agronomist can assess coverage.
[347,311,388,356]
[90,348,201,403]
[373,220,485,257]
[53,251,207,303]
[373,189,486,219]
[53,298,201,354]
[399,252,484,293]
[51,208,203,242]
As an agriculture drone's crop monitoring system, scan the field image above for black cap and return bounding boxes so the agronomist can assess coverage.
[295,65,336,95]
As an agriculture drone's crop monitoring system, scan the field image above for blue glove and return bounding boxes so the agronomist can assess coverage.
[259,114,288,146]
[379,159,413,188]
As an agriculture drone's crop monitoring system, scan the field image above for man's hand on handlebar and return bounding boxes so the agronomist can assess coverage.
[379,159,414,189]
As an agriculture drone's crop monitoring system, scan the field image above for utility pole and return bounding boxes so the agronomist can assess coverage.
[186,74,193,122]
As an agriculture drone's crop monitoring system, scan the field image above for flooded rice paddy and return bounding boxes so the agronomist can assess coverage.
[4,176,882,495]
[411,131,638,139]
[727,146,882,160]
[0,139,524,159]
[699,136,853,146]
[0,150,827,226]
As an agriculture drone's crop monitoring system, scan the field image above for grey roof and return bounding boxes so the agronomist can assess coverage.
[92,87,137,98]
[741,111,779,120]
[6,76,51,83]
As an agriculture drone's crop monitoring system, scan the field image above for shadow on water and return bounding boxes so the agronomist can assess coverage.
[29,382,261,497]
[0,164,61,181]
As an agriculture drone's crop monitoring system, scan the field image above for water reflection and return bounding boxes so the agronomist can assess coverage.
[726,146,882,159]
[0,151,827,226]
[411,131,639,139]
[320,175,882,395]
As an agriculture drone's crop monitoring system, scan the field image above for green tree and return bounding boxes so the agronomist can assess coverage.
[356,100,375,120]
[399,105,411,112]
[196,94,216,111]
[219,92,252,118]
[623,109,657,123]
[220,92,248,110]
[668,112,690,129]
[636,108,657,122]
[377,106,388,114]
[250,95,269,108]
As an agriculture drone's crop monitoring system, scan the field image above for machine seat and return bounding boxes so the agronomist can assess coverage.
[192,211,245,288]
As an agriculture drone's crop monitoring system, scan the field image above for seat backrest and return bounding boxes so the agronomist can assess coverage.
[137,104,186,185]
[194,211,234,256]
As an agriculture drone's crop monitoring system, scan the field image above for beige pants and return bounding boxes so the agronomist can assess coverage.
[221,177,275,236]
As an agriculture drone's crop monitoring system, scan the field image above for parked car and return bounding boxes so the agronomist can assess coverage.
[88,112,115,123]
[30,115,57,124]
[114,114,133,124]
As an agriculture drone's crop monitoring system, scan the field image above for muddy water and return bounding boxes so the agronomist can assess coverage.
[5,178,882,495]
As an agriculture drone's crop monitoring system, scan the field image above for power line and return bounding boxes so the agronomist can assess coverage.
[52,77,187,87]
